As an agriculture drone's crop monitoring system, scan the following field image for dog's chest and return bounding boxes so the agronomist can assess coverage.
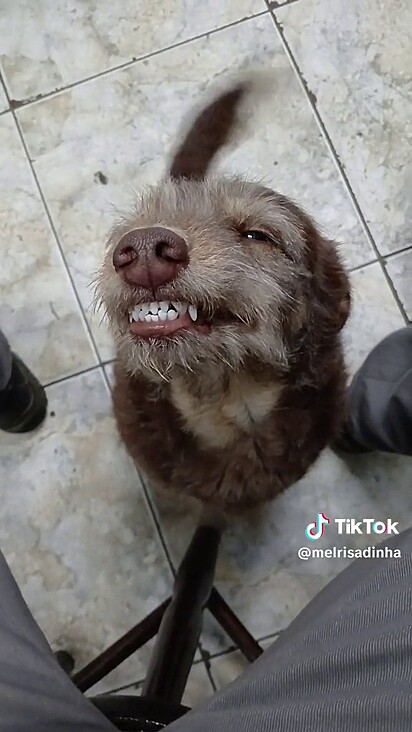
[170,375,282,449]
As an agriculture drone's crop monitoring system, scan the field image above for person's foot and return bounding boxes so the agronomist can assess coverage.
[0,354,47,433]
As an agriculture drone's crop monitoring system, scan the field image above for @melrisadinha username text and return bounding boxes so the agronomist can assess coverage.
[298,545,402,561]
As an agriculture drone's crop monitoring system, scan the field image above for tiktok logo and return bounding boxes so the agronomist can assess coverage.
[305,512,330,541]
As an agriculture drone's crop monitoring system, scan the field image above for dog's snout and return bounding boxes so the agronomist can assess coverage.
[112,227,189,288]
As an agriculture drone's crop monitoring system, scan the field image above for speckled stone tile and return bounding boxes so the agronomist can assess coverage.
[147,261,407,654]
[343,262,405,375]
[0,113,96,383]
[0,0,266,100]
[210,637,275,690]
[16,15,375,360]
[275,0,412,256]
[181,661,215,707]
[210,650,251,691]
[385,249,412,322]
[0,369,172,690]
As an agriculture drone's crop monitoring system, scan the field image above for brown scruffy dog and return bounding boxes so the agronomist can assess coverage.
[95,79,351,512]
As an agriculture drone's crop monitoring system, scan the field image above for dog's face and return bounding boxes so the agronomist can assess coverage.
[96,177,349,380]
[95,82,350,380]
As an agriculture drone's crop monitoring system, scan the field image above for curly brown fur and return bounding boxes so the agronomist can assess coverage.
[95,78,351,513]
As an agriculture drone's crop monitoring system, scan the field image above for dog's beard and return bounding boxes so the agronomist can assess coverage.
[114,323,289,382]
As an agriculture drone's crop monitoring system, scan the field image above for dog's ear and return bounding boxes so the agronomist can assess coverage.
[305,222,351,334]
[169,82,249,180]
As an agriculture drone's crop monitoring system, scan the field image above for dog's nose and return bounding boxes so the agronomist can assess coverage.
[112,227,189,289]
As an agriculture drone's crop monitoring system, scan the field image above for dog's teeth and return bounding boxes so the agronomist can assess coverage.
[140,303,150,315]
[138,311,145,322]
[129,312,133,323]
[144,314,152,323]
[188,305,198,322]
[149,301,159,314]
[159,310,167,321]
[159,301,169,312]
[151,314,159,322]
[167,309,178,321]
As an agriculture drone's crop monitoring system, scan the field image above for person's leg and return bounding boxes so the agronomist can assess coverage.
[168,528,412,732]
[336,326,412,455]
[0,549,116,732]
[0,328,47,433]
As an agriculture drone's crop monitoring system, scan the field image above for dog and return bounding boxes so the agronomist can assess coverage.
[95,78,351,513]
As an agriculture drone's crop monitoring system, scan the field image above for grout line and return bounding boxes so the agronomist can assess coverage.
[266,4,409,326]
[44,362,105,389]
[205,629,282,663]
[1,79,107,368]
[7,10,269,112]
[348,258,378,273]
[199,645,218,693]
[268,0,303,8]
[382,243,412,261]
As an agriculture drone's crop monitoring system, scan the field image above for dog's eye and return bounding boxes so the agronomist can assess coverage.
[242,230,273,243]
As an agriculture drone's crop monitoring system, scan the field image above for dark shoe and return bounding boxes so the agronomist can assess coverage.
[0,354,47,433]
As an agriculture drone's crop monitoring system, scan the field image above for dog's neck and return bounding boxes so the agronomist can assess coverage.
[166,361,284,449]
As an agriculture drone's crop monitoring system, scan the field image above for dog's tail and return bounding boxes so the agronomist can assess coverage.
[169,75,265,180]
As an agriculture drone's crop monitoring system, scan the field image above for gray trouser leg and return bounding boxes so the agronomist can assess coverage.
[168,529,412,732]
[0,329,12,391]
[1,534,412,731]
[0,551,115,732]
[347,326,412,455]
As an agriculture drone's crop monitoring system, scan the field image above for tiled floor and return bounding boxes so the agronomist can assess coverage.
[0,0,411,705]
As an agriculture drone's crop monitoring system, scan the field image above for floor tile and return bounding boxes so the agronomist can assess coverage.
[182,661,215,708]
[385,249,412,322]
[0,113,96,383]
[16,15,375,362]
[103,361,115,387]
[0,369,172,689]
[210,650,250,690]
[0,81,8,113]
[275,0,412,256]
[0,0,266,100]
[343,262,405,375]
